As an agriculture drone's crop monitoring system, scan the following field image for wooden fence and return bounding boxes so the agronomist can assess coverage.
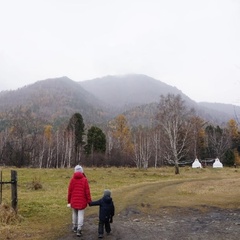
[0,170,18,211]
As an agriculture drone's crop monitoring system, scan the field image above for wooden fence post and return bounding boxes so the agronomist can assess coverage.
[11,170,18,211]
[0,170,2,205]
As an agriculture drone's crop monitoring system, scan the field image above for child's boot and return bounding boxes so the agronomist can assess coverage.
[77,229,82,237]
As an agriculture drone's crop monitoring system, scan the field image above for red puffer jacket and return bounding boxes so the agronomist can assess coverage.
[68,172,92,210]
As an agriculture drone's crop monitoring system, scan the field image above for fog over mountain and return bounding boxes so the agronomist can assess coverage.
[79,74,240,125]
[79,74,196,110]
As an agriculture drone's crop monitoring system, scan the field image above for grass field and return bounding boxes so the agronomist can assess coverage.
[0,166,240,240]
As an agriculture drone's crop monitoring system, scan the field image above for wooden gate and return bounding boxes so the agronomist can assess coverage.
[0,170,18,211]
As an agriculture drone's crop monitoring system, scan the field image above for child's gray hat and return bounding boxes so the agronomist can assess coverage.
[104,189,111,197]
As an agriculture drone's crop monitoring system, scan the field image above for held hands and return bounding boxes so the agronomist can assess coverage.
[67,203,71,208]
[109,217,113,223]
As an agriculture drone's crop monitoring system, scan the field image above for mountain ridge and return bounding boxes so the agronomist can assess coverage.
[0,76,108,126]
[79,74,196,107]
[0,74,239,127]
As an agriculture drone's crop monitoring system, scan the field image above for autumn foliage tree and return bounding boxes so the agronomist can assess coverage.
[224,119,240,165]
[189,116,207,160]
[109,114,134,166]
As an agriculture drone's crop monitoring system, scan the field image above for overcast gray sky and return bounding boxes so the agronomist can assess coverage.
[1,0,240,105]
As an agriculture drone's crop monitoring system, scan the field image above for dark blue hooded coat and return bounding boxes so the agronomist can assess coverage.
[90,195,115,222]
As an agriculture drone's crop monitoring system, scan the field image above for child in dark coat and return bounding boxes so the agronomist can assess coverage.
[89,189,115,238]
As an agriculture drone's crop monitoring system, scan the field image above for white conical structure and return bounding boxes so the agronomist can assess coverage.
[192,158,202,168]
[213,158,223,168]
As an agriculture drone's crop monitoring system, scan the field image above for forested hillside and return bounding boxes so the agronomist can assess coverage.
[0,74,240,169]
[0,76,109,127]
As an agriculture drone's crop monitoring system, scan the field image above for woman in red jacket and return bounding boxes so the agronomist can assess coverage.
[68,165,92,237]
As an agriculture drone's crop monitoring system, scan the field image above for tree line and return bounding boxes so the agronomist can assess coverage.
[0,94,239,173]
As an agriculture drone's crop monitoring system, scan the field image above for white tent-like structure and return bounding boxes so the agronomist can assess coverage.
[192,158,202,168]
[213,158,223,168]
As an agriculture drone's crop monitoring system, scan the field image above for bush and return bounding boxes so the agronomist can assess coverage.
[27,177,43,190]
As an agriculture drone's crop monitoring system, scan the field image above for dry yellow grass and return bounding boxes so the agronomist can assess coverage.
[0,166,239,239]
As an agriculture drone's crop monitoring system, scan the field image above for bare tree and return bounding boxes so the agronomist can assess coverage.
[5,108,42,167]
[205,125,231,159]
[156,94,195,174]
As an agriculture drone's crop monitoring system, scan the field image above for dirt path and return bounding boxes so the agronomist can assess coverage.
[58,206,240,240]
[59,178,240,240]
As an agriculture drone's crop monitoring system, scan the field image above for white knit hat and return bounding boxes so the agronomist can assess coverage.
[74,165,84,173]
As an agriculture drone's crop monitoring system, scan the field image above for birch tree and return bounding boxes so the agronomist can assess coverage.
[152,128,162,167]
[156,94,195,174]
[132,127,152,169]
